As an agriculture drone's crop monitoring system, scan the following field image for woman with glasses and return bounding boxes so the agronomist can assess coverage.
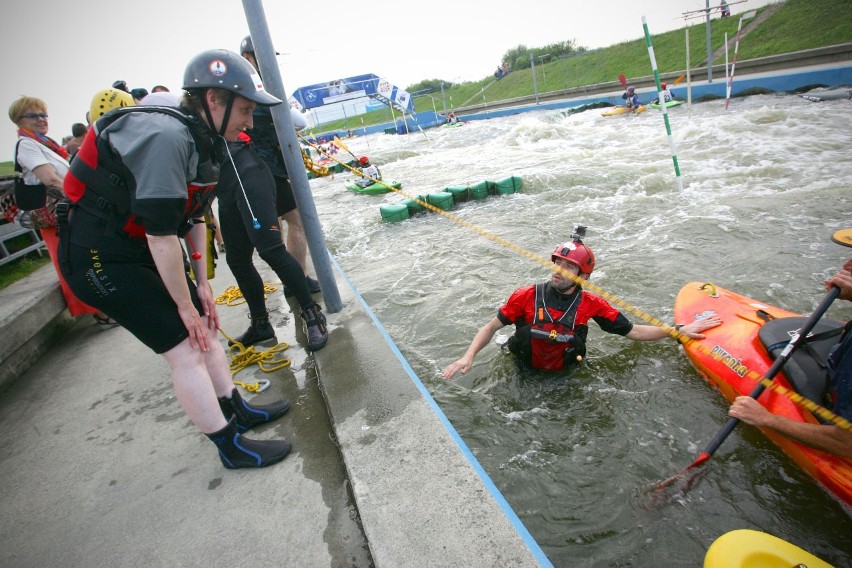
[7,96,113,327]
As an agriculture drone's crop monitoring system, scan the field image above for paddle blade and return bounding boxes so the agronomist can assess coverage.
[673,74,686,85]
[333,136,350,153]
[618,73,627,87]
[651,452,710,491]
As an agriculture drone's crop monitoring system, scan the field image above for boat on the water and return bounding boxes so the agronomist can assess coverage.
[798,87,851,102]
[704,529,832,568]
[649,99,683,110]
[674,281,852,507]
[601,105,646,116]
[345,179,402,195]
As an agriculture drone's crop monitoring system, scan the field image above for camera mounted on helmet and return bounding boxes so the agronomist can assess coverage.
[552,226,595,277]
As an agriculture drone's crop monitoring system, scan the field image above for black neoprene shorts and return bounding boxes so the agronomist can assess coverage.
[61,242,203,354]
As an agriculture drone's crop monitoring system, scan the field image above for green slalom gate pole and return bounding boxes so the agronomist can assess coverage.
[642,16,683,191]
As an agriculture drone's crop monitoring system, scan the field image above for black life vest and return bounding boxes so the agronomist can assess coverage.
[66,105,220,239]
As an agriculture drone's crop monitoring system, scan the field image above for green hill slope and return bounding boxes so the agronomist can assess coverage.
[315,0,851,132]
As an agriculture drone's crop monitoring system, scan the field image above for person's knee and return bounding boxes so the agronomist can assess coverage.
[256,241,294,264]
[282,209,303,229]
[226,255,260,281]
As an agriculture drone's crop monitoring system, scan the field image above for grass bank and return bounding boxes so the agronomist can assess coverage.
[314,0,851,133]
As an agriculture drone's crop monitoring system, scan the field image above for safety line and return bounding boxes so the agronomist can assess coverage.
[298,135,851,432]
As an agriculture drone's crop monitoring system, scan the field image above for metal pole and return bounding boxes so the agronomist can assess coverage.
[241,0,342,312]
[724,32,729,99]
[686,25,692,109]
[530,53,539,104]
[440,82,447,115]
[705,0,713,82]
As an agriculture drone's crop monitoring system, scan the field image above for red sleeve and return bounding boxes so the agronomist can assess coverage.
[498,284,536,325]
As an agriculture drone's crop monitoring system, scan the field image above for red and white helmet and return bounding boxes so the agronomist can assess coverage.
[551,233,595,277]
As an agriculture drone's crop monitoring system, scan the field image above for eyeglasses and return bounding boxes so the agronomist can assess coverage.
[21,112,49,120]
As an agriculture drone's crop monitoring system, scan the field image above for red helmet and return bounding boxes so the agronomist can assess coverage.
[661,82,667,89]
[359,156,369,165]
[552,240,595,276]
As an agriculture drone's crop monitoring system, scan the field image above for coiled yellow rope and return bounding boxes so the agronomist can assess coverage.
[215,283,291,392]
[215,283,279,306]
[218,327,292,377]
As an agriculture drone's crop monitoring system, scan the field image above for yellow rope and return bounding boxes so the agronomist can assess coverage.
[218,327,291,377]
[234,379,271,393]
[297,134,851,432]
[214,283,290,389]
[215,283,278,306]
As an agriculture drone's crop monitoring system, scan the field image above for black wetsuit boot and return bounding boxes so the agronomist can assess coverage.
[218,387,290,433]
[206,418,292,469]
[228,311,276,347]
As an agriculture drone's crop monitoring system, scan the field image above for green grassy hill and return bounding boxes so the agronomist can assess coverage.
[316,0,851,133]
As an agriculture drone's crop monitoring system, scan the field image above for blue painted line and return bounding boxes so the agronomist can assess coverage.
[328,254,554,567]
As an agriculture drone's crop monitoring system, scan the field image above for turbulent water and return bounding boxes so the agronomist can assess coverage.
[307,93,852,566]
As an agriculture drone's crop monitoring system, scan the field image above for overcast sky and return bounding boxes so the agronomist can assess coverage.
[0,0,777,161]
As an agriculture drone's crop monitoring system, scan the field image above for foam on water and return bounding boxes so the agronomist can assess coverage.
[309,93,852,565]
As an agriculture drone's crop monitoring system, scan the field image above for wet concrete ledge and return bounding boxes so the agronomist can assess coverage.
[315,256,550,566]
[0,265,75,393]
[0,258,552,567]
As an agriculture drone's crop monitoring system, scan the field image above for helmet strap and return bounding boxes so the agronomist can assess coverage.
[218,93,235,138]
[199,90,235,138]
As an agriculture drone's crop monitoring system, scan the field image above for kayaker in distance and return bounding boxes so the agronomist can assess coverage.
[728,258,852,457]
[622,86,641,111]
[356,156,381,188]
[442,227,722,379]
[652,82,675,105]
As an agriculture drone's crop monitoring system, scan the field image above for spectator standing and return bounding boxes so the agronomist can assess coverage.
[7,96,113,327]
[64,122,87,156]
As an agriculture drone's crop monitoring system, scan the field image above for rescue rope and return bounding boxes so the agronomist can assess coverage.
[297,134,851,433]
[215,283,291,385]
[215,283,278,306]
[218,327,292,376]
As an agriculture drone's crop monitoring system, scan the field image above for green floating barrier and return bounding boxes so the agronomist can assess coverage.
[443,185,469,204]
[426,192,454,211]
[379,202,410,222]
[468,181,490,200]
[403,196,427,215]
[494,175,523,195]
[380,175,523,222]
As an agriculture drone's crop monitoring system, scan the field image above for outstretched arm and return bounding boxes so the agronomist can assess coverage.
[626,316,722,341]
[729,396,852,457]
[443,317,505,380]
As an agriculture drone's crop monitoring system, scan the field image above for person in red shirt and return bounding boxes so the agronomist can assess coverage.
[443,227,721,380]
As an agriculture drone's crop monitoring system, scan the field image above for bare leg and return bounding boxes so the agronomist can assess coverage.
[281,209,311,276]
[210,212,225,250]
[162,322,232,434]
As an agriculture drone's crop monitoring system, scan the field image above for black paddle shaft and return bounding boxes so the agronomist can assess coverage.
[701,286,841,457]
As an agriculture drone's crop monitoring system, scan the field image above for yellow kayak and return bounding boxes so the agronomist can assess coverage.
[704,529,833,568]
[601,105,646,116]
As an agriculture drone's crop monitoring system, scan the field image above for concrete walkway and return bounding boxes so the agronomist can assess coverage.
[0,251,550,567]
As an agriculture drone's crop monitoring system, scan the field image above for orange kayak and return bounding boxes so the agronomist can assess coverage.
[674,282,852,507]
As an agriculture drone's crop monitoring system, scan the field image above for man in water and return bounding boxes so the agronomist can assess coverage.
[442,227,721,379]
